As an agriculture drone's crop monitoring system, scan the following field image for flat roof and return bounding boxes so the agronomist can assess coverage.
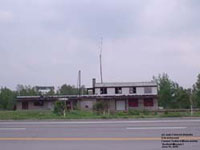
[17,94,157,101]
[95,81,157,88]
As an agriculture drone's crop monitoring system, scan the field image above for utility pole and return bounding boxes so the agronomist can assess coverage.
[190,90,193,116]
[100,37,103,83]
[78,70,81,95]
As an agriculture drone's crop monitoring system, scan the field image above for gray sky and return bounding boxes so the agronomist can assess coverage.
[0,0,200,89]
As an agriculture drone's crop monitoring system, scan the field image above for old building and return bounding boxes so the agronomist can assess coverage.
[84,79,158,111]
[16,79,158,111]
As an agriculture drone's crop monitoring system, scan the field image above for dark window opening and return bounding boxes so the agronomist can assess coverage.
[22,102,28,110]
[128,98,138,107]
[129,87,136,94]
[144,98,154,107]
[144,87,152,93]
[100,87,107,94]
[115,87,122,94]
[34,101,44,106]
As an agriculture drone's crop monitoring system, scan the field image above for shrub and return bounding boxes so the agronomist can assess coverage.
[143,110,150,115]
[128,110,140,115]
[116,111,127,117]
[162,112,183,117]
[164,111,169,115]
[93,101,108,114]
[54,101,65,115]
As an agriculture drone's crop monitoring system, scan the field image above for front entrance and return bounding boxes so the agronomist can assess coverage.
[116,100,126,111]
[22,102,28,110]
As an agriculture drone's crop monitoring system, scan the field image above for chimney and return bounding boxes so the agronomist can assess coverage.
[92,78,96,88]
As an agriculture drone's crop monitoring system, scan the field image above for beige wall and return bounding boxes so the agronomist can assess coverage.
[77,98,158,111]
[78,99,96,110]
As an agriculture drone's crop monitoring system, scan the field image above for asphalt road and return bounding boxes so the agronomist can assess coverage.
[0,118,200,150]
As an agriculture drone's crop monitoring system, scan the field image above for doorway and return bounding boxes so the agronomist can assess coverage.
[22,102,28,110]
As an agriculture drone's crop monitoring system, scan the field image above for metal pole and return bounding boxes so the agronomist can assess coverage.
[100,37,103,83]
[78,70,81,95]
[64,100,66,117]
[191,104,193,116]
[189,90,193,116]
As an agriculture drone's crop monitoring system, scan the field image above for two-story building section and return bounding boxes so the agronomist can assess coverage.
[87,79,158,111]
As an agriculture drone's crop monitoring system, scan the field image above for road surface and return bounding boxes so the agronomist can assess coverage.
[0,118,200,150]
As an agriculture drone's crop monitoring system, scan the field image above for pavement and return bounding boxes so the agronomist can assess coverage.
[0,118,200,150]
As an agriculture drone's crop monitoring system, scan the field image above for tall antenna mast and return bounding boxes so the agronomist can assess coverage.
[100,37,103,83]
[78,70,81,95]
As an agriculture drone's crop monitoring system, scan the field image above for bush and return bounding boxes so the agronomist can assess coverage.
[128,110,140,115]
[54,101,65,115]
[164,111,169,115]
[143,110,150,115]
[116,111,127,117]
[161,112,183,117]
[93,101,108,114]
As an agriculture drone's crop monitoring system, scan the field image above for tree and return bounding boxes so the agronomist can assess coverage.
[46,89,55,96]
[153,73,190,109]
[0,87,16,110]
[57,84,87,95]
[193,74,200,107]
[153,73,173,108]
[171,85,190,109]
[16,84,39,96]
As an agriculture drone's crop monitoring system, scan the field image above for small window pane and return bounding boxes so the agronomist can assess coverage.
[115,87,122,94]
[129,87,136,94]
[100,88,107,94]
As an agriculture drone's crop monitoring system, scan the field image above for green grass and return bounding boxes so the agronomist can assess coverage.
[0,110,200,120]
[0,110,59,120]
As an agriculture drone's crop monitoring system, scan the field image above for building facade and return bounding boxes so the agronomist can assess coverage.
[16,79,158,111]
[84,79,158,111]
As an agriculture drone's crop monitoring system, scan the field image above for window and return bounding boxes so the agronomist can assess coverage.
[144,98,154,107]
[115,87,122,94]
[144,87,152,93]
[100,87,107,94]
[34,101,44,106]
[128,98,138,107]
[129,87,136,94]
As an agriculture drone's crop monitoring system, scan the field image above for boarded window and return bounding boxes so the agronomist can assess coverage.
[128,98,138,107]
[144,98,154,107]
[144,87,152,94]
[115,87,122,94]
[129,87,136,94]
[100,88,107,94]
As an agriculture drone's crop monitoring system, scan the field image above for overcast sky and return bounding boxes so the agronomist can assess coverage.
[0,0,200,89]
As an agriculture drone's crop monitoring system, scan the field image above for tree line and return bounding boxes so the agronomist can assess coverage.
[0,73,200,110]
[153,73,200,109]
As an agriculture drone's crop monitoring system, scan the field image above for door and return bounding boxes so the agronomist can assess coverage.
[22,102,28,110]
[116,100,125,111]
